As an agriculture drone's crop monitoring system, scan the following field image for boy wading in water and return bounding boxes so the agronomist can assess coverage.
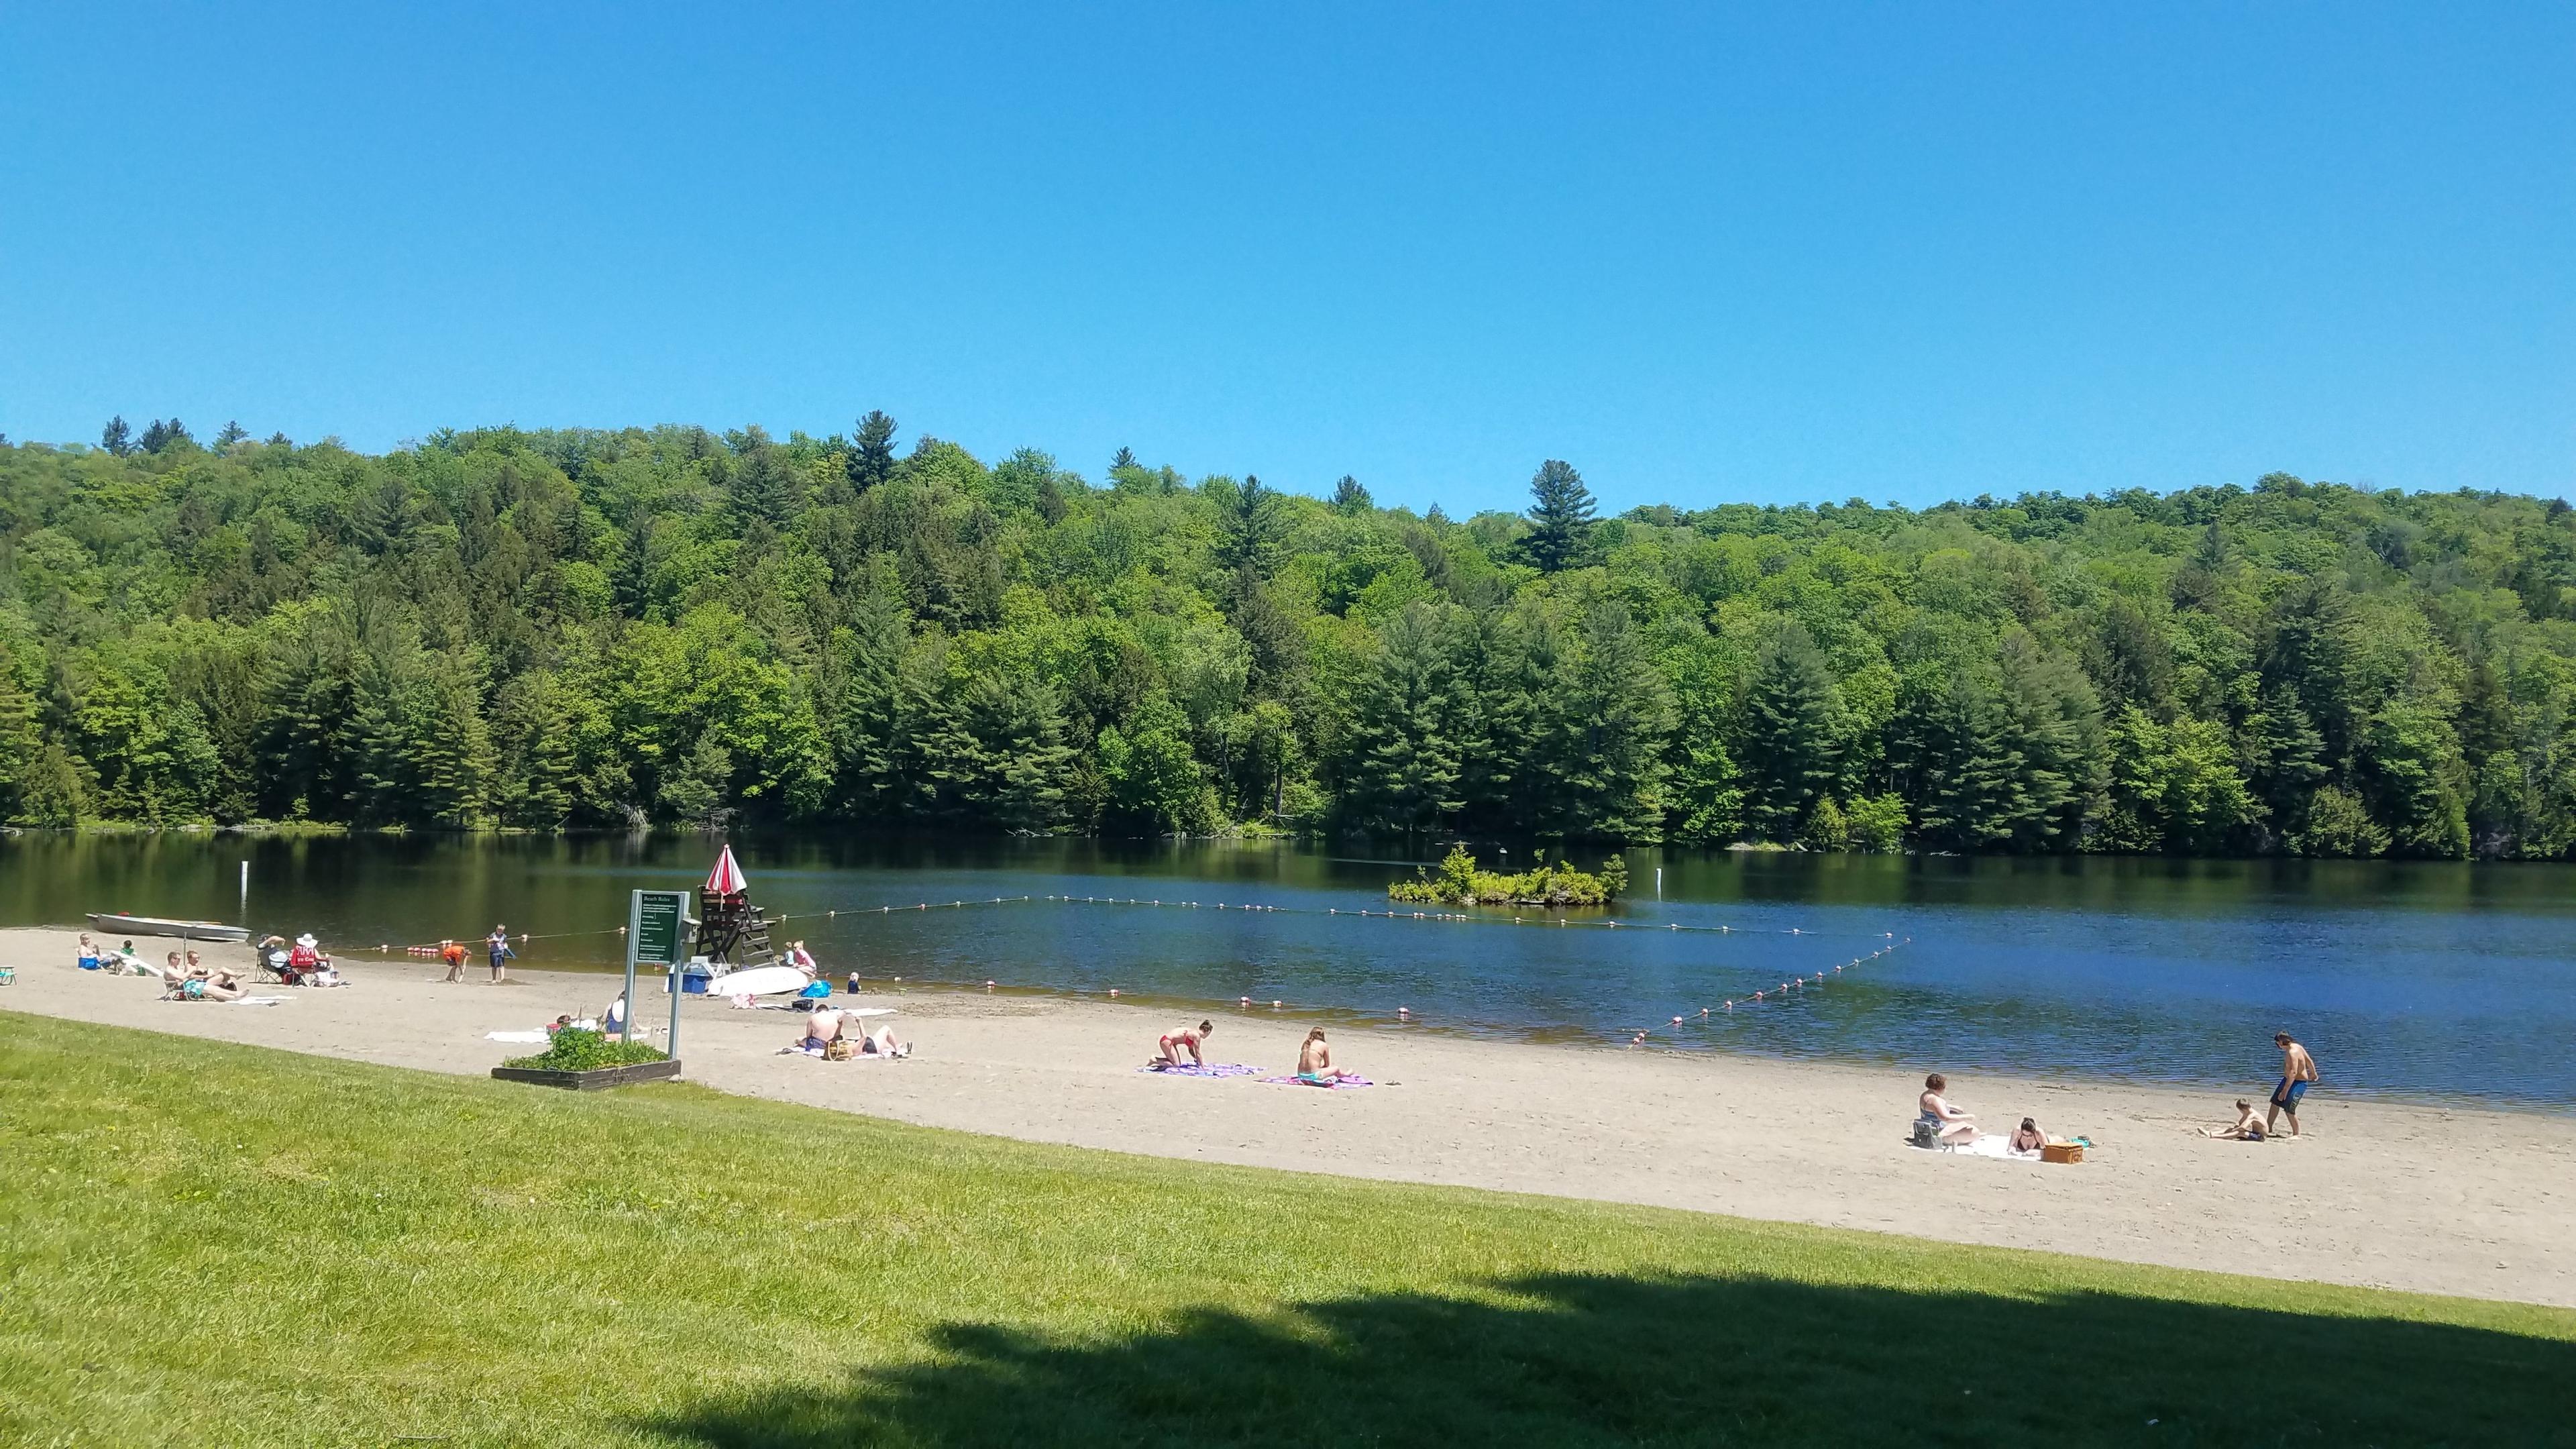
[2267,1032,2318,1137]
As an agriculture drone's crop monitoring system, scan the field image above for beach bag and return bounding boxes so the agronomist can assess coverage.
[1910,1120,1939,1149]
[824,1038,854,1061]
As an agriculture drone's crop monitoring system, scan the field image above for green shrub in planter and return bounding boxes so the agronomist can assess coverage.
[501,1028,667,1072]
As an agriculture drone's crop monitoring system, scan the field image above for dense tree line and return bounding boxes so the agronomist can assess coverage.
[4,417,2575,859]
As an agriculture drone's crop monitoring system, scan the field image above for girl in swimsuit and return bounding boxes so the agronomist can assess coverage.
[1156,1020,1213,1067]
[1297,1028,1345,1084]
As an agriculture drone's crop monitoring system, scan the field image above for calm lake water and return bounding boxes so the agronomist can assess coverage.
[7,832,2572,1109]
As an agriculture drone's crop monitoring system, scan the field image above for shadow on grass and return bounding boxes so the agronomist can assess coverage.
[641,1271,2573,1447]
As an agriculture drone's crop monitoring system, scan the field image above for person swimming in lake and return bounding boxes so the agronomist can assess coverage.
[1155,1020,1214,1068]
[1296,1028,1348,1084]
[1919,1073,1978,1145]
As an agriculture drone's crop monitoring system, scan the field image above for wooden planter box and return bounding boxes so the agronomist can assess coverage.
[490,1059,682,1091]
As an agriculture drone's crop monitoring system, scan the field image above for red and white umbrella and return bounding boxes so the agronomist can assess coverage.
[704,845,749,896]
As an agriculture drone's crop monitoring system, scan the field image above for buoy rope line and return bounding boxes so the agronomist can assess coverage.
[1619,937,1914,1046]
[309,899,1913,1036]
[1034,893,1896,940]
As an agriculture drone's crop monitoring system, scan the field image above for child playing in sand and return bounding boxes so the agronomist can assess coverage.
[2204,1099,2267,1142]
[1155,1020,1214,1068]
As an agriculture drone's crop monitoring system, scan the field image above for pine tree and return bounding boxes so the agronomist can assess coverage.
[101,416,132,455]
[215,420,249,446]
[1339,602,1464,834]
[1906,673,2027,852]
[139,418,190,452]
[1523,459,1597,573]
[1994,632,2103,849]
[1213,474,1286,579]
[1532,602,1672,837]
[1739,622,1841,838]
[848,411,900,494]
[729,431,806,527]
[1332,475,1373,514]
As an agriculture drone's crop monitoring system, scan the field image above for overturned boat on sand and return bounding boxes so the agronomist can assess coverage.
[86,912,250,943]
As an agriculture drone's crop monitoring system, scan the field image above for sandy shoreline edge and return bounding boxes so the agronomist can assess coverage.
[5,926,2571,1311]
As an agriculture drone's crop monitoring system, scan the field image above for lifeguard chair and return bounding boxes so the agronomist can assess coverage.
[692,845,778,968]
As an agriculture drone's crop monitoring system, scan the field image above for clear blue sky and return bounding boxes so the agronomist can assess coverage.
[3,4,2569,513]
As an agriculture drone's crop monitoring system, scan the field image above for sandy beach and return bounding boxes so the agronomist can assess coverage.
[5,924,2571,1309]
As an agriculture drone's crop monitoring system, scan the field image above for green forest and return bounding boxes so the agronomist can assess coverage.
[4,414,2575,859]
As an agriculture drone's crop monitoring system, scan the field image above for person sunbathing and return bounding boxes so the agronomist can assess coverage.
[1919,1073,1978,1145]
[2008,1117,2047,1155]
[858,1024,908,1059]
[792,1012,843,1053]
[1156,1020,1214,1067]
[2202,1099,2268,1142]
[170,971,244,1002]
[1296,1028,1347,1083]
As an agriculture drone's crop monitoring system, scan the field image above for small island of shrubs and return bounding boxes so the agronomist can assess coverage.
[1389,846,1629,908]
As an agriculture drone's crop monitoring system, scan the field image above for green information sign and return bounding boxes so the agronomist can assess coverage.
[631,890,687,967]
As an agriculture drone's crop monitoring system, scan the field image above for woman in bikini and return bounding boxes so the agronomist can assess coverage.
[1296,1028,1346,1084]
[2008,1116,2047,1155]
[1155,1020,1214,1067]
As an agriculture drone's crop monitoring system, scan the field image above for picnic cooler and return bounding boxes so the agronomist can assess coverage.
[2041,1142,2086,1165]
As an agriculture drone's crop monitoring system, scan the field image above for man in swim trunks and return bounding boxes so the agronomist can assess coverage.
[1156,1020,1213,1067]
[2267,1032,2317,1138]
[793,1011,842,1053]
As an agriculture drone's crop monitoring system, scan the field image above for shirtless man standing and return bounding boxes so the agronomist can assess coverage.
[2267,1032,2318,1138]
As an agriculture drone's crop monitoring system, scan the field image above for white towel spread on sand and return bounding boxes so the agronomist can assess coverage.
[486,1030,549,1043]
[1949,1134,2043,1161]
[230,996,288,1007]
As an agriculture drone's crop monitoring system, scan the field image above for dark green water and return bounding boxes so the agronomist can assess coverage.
[7,832,2571,1107]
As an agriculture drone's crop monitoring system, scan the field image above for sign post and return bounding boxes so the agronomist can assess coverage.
[626,890,687,1050]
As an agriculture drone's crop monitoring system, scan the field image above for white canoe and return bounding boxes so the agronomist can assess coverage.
[89,913,250,943]
[702,965,812,997]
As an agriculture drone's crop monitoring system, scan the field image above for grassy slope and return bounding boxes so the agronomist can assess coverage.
[2,1012,2570,1448]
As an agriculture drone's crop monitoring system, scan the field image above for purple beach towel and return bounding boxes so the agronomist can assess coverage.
[1260,1075,1376,1089]
[1138,1062,1261,1078]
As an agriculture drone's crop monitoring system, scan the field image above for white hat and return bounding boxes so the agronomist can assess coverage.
[296,933,317,948]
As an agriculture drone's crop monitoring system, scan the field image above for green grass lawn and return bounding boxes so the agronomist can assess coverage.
[3,1011,2570,1448]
